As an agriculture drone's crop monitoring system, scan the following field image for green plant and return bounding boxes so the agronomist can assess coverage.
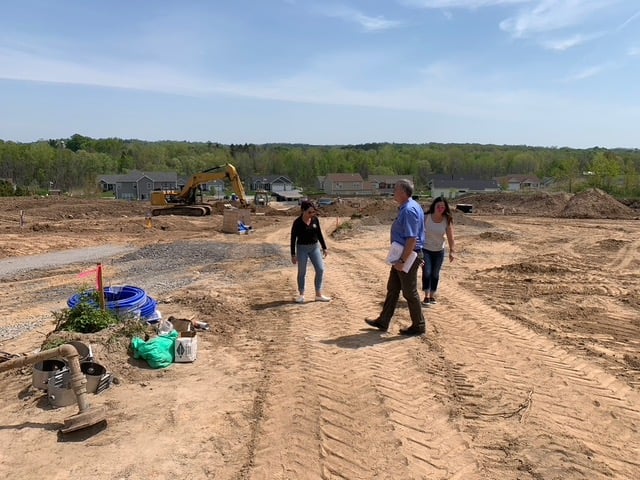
[40,337,69,350]
[105,320,153,352]
[53,290,119,333]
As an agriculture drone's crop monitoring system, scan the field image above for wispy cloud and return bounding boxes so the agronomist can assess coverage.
[400,0,530,7]
[616,8,640,30]
[0,46,212,96]
[628,46,640,56]
[314,5,402,31]
[499,1,612,39]
[0,41,558,122]
[563,63,611,81]
[541,32,601,51]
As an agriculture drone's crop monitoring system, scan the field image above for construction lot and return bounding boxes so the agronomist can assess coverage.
[1,191,639,480]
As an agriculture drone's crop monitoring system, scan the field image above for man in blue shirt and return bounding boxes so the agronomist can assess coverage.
[365,179,426,335]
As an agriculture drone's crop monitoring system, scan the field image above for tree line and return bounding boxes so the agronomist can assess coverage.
[1,134,639,197]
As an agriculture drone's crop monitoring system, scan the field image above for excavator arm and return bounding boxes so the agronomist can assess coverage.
[150,163,248,216]
[177,164,248,207]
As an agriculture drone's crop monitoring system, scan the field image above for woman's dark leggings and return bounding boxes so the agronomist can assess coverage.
[421,248,445,294]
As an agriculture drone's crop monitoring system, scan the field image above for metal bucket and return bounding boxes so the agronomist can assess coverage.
[67,341,93,362]
[81,362,107,394]
[47,370,77,408]
[32,359,66,390]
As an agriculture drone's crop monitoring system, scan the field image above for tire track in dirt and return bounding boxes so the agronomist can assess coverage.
[315,239,479,479]
[246,263,404,478]
[467,218,640,388]
[433,283,640,479]
[604,236,640,272]
[242,226,479,479]
[239,272,326,480]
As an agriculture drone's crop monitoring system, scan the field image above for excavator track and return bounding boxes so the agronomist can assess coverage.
[151,206,210,217]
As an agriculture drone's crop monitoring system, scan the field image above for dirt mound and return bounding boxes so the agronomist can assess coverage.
[458,191,571,216]
[559,189,637,219]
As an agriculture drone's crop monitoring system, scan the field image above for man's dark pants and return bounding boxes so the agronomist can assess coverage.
[377,254,425,331]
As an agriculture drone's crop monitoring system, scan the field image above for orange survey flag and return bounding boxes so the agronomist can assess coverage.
[77,264,105,309]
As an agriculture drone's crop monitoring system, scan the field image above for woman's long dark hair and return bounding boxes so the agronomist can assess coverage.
[426,196,453,224]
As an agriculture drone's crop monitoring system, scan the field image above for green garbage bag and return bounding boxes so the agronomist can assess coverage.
[131,330,178,369]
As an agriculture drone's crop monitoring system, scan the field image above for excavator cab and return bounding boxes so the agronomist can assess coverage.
[254,190,270,206]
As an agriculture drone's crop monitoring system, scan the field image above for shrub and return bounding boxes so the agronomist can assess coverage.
[53,290,119,333]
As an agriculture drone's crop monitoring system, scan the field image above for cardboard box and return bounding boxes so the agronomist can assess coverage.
[174,331,197,362]
[169,317,192,333]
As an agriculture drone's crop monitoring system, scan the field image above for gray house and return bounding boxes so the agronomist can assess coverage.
[98,171,178,200]
[428,175,500,199]
[496,174,542,191]
[250,174,295,193]
[368,175,414,196]
[251,174,305,202]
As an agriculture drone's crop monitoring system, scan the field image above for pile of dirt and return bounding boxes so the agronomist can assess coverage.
[458,191,571,216]
[559,189,637,219]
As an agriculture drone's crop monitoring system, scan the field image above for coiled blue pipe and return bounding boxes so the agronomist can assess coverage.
[67,286,158,321]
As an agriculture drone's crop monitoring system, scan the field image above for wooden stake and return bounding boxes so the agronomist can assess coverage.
[96,263,105,310]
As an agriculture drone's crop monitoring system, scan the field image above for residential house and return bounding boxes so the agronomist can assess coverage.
[250,174,303,202]
[497,174,541,191]
[428,175,500,199]
[367,175,414,196]
[320,173,373,196]
[98,171,178,200]
[250,174,295,193]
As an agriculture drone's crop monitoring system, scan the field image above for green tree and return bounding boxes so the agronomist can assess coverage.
[590,151,622,192]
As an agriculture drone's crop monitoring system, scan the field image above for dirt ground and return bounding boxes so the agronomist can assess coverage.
[1,192,639,480]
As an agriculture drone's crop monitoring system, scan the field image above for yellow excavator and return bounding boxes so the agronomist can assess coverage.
[150,163,248,216]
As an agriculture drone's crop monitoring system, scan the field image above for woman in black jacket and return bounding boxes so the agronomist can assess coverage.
[290,201,330,303]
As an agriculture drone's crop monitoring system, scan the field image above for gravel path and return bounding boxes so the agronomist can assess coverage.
[0,245,135,280]
[0,241,288,342]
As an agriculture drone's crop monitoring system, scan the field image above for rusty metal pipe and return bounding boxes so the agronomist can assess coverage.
[0,343,107,433]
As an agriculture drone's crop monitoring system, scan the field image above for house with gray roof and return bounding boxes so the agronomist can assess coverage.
[496,174,541,191]
[428,175,500,199]
[98,171,178,200]
[250,174,303,201]
[368,175,414,196]
[250,174,295,193]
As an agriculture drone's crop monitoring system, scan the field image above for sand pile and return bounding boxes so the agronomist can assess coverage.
[559,189,637,219]
[458,191,570,216]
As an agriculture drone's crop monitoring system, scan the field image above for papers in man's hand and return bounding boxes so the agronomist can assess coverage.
[386,242,417,273]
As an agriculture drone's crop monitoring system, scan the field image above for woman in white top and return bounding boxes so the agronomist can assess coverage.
[421,197,455,305]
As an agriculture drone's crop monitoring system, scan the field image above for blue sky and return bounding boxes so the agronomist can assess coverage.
[1,0,639,148]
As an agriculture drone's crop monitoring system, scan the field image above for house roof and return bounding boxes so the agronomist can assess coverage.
[504,174,540,183]
[274,189,304,199]
[324,173,364,182]
[368,175,413,183]
[98,171,178,183]
[253,174,293,184]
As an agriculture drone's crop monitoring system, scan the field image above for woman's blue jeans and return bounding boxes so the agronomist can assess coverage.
[296,243,325,294]
[421,248,445,294]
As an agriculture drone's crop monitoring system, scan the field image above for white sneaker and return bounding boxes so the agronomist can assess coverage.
[315,295,331,302]
[296,295,305,303]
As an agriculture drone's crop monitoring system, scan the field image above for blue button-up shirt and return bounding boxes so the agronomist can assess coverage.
[390,198,425,250]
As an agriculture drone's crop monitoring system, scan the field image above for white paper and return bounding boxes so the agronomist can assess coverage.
[386,242,417,273]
